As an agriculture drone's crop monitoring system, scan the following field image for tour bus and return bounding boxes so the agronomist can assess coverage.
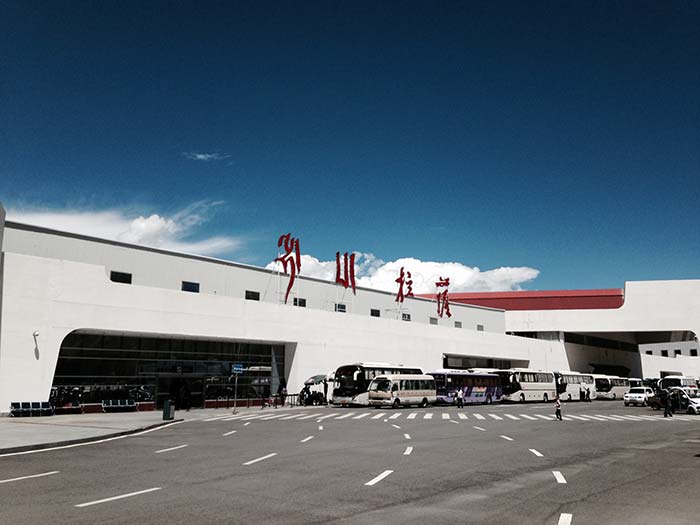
[489,369,557,403]
[332,362,423,406]
[592,375,629,400]
[553,371,596,401]
[628,377,643,389]
[367,374,437,408]
[658,375,699,396]
[427,369,503,405]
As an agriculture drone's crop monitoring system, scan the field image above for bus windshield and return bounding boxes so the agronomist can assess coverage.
[595,378,611,392]
[334,366,364,396]
[369,379,391,392]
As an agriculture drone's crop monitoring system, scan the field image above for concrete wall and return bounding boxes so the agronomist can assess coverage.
[0,251,566,411]
[3,223,504,332]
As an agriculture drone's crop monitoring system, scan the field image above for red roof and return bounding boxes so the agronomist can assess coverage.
[420,288,625,311]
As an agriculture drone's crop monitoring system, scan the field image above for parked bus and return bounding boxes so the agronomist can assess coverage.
[332,362,423,406]
[592,375,629,400]
[367,374,437,408]
[553,371,596,401]
[658,375,699,396]
[427,369,502,405]
[490,369,557,403]
[628,377,643,389]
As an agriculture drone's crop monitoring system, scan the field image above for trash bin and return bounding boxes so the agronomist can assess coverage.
[163,399,174,420]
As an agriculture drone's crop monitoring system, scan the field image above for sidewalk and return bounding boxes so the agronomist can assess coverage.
[0,405,312,453]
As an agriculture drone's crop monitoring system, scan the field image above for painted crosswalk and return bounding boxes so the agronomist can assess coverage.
[199,409,700,426]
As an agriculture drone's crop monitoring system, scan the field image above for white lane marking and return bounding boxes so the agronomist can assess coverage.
[442,413,450,420]
[296,413,323,420]
[552,471,567,484]
[488,414,503,420]
[300,436,314,443]
[458,413,469,420]
[673,416,693,421]
[365,470,394,486]
[203,416,231,422]
[240,414,268,421]
[392,424,401,429]
[504,414,520,420]
[384,419,389,422]
[424,413,433,419]
[595,414,620,421]
[0,422,185,458]
[353,413,370,419]
[535,414,554,420]
[529,449,544,457]
[407,412,418,419]
[259,414,287,421]
[500,435,514,441]
[0,471,60,484]
[222,430,237,437]
[335,412,356,420]
[404,433,411,440]
[519,414,537,420]
[565,415,587,421]
[473,414,486,420]
[580,414,606,421]
[449,420,460,425]
[75,487,161,508]
[154,444,189,454]
[473,426,486,431]
[616,415,644,421]
[317,413,340,421]
[244,422,251,426]
[388,413,401,420]
[558,513,573,525]
[279,414,304,420]
[243,453,278,466]
[404,446,413,455]
[318,425,324,430]
[371,413,384,420]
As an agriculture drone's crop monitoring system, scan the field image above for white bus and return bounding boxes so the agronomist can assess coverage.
[593,375,629,400]
[332,362,423,406]
[491,369,557,403]
[553,371,596,401]
[658,375,699,396]
[367,374,437,408]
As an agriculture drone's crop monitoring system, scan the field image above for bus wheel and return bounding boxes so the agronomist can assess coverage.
[543,393,549,403]
[484,395,492,405]
[393,399,400,409]
[420,398,428,408]
[520,394,525,403]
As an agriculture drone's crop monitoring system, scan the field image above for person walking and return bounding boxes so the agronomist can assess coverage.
[456,387,464,408]
[662,388,673,417]
[554,395,563,421]
[584,384,592,402]
[323,378,328,404]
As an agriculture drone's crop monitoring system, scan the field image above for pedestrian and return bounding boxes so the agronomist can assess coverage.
[554,395,562,421]
[277,380,288,408]
[456,387,464,408]
[323,378,328,404]
[662,388,673,417]
[585,385,592,402]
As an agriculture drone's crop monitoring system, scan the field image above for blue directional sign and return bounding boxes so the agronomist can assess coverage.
[232,363,244,374]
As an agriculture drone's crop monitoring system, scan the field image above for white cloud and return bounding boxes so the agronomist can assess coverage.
[183,152,231,162]
[7,200,242,257]
[267,252,540,293]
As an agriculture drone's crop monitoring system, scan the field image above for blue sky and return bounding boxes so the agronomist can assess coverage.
[2,2,699,292]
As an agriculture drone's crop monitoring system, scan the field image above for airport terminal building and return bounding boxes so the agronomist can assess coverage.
[1,203,699,413]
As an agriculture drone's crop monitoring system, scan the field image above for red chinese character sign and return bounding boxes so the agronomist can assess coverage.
[335,251,356,294]
[275,233,301,304]
[394,267,414,303]
[435,276,451,318]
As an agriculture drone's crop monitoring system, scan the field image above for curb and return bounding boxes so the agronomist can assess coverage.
[0,418,184,455]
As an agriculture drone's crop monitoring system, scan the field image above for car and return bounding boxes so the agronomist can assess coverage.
[648,387,700,414]
[624,387,654,406]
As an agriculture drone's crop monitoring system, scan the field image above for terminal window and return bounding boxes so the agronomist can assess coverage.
[674,349,682,356]
[402,313,411,321]
[335,303,346,313]
[293,297,306,307]
[691,349,698,357]
[429,317,438,325]
[110,271,132,284]
[661,350,668,357]
[646,351,653,355]
[477,324,484,331]
[245,290,260,301]
[181,281,200,293]
[454,321,462,328]
[370,309,380,317]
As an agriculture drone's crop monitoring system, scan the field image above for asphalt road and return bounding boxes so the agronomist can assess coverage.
[1,401,699,524]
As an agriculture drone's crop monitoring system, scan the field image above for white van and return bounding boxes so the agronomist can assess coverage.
[368,374,437,408]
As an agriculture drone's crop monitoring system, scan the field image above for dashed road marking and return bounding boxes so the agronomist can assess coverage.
[552,471,567,484]
[535,414,554,421]
[75,487,161,508]
[0,471,60,484]
[449,420,460,425]
[353,413,370,419]
[404,433,411,440]
[244,422,251,426]
[154,444,188,454]
[504,414,520,420]
[372,413,384,420]
[473,414,486,420]
[488,414,503,420]
[458,413,469,420]
[365,470,394,486]
[279,414,304,420]
[335,412,356,420]
[300,436,314,443]
[519,414,537,420]
[318,425,324,430]
[389,413,401,420]
[392,424,401,429]
[424,413,434,419]
[243,453,278,466]
[500,435,513,441]
[222,430,237,436]
[529,449,543,457]
[473,426,486,431]
[441,413,450,420]
[404,446,413,455]
[296,413,323,420]
[558,513,573,525]
[407,412,418,419]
